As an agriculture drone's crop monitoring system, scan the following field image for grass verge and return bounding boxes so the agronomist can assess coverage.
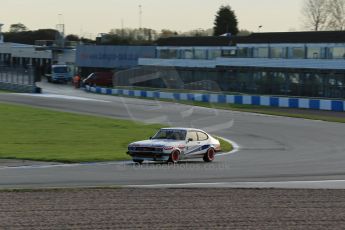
[101,91,345,123]
[215,137,233,153]
[181,101,345,123]
[0,90,12,93]
[0,103,164,163]
[0,103,234,163]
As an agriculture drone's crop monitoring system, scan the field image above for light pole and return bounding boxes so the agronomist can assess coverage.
[139,5,142,30]
[0,23,4,43]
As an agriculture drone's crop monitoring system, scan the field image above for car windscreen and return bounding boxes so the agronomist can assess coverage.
[152,130,187,140]
[53,67,68,73]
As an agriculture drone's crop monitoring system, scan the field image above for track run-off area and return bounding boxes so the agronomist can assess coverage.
[0,82,345,189]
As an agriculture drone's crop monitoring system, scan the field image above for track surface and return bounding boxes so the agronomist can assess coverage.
[0,82,345,189]
[2,188,345,229]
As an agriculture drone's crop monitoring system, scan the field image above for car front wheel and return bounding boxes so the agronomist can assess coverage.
[203,148,215,162]
[168,150,180,164]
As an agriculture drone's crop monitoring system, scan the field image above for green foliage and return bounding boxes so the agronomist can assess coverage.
[0,103,164,162]
[213,5,239,36]
[4,29,58,45]
[215,137,233,152]
[65,34,80,41]
[9,23,28,33]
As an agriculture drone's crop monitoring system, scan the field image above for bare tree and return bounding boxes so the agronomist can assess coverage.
[302,0,329,31]
[327,0,345,30]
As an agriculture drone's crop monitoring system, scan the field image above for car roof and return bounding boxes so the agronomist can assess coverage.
[160,127,205,132]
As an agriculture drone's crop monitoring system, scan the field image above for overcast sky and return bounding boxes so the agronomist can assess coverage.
[1,0,303,37]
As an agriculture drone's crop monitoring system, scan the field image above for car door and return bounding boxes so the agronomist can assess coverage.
[185,131,201,157]
[196,131,210,153]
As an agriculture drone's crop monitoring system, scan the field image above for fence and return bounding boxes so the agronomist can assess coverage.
[0,65,38,93]
[85,85,345,112]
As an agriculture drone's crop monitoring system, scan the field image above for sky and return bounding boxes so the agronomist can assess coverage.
[1,0,303,38]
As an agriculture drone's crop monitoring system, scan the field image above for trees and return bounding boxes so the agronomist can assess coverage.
[302,0,345,31]
[65,34,80,41]
[302,0,329,31]
[327,0,345,30]
[213,5,239,36]
[9,23,28,33]
[4,29,57,45]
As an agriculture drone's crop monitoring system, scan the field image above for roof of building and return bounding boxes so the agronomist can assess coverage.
[156,31,345,46]
[234,31,345,44]
[156,36,233,46]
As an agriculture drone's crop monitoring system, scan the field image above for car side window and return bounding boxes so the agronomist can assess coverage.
[186,131,198,142]
[197,132,209,141]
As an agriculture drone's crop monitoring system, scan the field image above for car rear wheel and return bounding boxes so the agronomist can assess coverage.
[203,148,215,162]
[133,159,144,164]
[168,150,180,163]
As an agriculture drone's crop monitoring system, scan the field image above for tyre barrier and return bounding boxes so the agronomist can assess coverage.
[85,86,345,112]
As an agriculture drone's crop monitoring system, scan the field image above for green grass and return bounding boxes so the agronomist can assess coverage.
[0,90,12,93]
[215,137,233,153]
[101,91,345,123]
[0,103,164,163]
[0,103,235,163]
[98,85,345,123]
[180,101,345,123]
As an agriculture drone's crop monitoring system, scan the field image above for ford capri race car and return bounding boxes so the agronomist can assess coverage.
[127,128,221,163]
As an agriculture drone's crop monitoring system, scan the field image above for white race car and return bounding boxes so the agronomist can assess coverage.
[127,128,221,163]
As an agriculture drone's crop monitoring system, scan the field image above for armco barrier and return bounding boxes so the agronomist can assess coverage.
[85,86,345,112]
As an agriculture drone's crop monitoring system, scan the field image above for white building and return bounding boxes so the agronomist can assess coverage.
[138,31,345,99]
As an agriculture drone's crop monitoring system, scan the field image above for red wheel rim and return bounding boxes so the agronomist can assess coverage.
[208,149,215,160]
[171,151,179,162]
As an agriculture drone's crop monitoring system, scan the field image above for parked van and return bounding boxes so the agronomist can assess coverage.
[82,72,113,87]
[47,64,72,83]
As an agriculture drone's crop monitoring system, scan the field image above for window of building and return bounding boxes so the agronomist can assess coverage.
[208,49,221,59]
[291,47,305,59]
[307,47,322,59]
[330,47,345,59]
[159,49,178,59]
[194,49,207,59]
[270,47,285,58]
[254,47,269,58]
[183,49,194,59]
[221,49,237,58]
[237,48,251,58]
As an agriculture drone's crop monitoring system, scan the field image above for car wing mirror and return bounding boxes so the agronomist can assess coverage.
[188,138,193,142]
[149,137,152,140]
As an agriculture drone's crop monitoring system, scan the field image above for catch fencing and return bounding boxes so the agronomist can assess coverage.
[0,65,38,93]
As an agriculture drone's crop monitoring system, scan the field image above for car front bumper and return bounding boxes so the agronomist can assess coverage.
[127,151,170,161]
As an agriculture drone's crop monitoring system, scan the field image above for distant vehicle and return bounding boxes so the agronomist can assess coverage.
[47,64,72,83]
[127,128,221,164]
[82,72,113,87]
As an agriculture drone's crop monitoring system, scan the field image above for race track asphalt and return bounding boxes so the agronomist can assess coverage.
[0,82,345,189]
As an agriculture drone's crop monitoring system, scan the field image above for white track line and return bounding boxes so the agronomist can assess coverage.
[20,93,111,103]
[0,161,131,170]
[126,180,345,189]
